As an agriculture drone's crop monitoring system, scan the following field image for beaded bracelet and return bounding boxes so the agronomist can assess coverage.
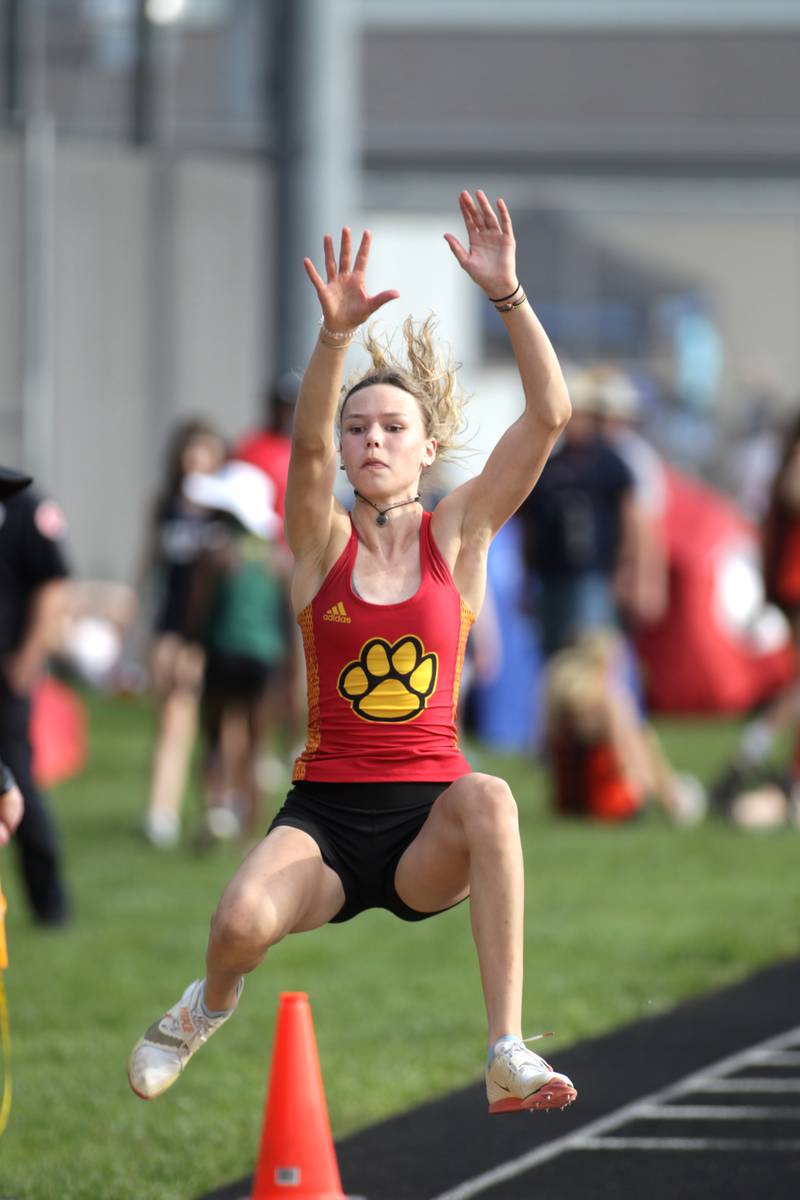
[319,320,356,346]
[495,293,527,314]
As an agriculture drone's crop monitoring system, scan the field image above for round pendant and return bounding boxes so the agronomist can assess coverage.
[376,512,388,527]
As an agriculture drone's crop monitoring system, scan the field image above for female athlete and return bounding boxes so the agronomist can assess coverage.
[129,190,576,1115]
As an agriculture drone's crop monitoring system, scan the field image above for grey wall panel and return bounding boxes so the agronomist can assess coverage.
[171,157,268,437]
[1,141,275,582]
[363,29,800,162]
[0,137,24,468]
[53,144,151,580]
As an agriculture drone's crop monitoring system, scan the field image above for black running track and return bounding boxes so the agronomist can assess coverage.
[201,957,800,1200]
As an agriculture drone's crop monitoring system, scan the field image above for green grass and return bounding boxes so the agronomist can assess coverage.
[1,696,799,1198]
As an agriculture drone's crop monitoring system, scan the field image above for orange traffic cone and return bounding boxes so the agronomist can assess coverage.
[251,992,347,1199]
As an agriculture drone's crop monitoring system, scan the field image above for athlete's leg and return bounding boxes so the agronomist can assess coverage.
[393,772,523,1044]
[129,826,344,1098]
[394,773,576,1113]
[204,826,345,1010]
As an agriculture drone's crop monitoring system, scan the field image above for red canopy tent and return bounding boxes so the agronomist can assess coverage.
[636,470,794,713]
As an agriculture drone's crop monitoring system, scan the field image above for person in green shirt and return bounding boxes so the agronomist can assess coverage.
[184,461,291,839]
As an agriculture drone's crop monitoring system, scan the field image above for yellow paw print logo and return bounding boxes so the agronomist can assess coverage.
[338,636,438,722]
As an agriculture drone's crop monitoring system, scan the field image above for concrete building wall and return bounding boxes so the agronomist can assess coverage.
[0,138,24,462]
[4,15,800,578]
[0,137,271,581]
[363,27,800,167]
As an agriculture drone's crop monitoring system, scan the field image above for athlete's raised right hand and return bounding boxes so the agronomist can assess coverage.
[303,228,399,334]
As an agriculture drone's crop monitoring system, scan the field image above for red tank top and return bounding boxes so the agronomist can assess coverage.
[292,512,475,782]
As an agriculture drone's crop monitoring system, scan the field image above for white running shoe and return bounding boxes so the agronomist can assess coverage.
[143,809,180,849]
[486,1036,577,1114]
[204,805,242,841]
[128,978,240,1100]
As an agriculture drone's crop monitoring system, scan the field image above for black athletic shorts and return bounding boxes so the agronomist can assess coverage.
[267,780,466,924]
[204,652,272,703]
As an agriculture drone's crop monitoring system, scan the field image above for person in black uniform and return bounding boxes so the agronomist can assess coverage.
[0,466,71,924]
[0,471,30,847]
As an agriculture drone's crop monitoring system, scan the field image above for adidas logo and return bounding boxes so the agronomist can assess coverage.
[323,601,351,623]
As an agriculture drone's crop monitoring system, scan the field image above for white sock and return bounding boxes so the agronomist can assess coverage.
[199,978,242,1020]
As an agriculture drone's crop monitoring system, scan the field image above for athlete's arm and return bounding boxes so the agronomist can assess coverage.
[436,192,571,561]
[284,228,399,564]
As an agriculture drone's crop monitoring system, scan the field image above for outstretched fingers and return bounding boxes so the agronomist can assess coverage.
[353,228,373,275]
[303,255,326,297]
[309,227,370,288]
[323,234,337,282]
[443,232,469,269]
[496,196,513,235]
[338,227,352,276]
[475,189,501,231]
[366,288,401,317]
[459,190,481,232]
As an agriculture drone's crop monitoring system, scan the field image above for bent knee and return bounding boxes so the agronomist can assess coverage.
[451,773,519,832]
[210,887,283,954]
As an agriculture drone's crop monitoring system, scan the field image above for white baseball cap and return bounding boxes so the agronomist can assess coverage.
[183,460,280,539]
[569,366,639,419]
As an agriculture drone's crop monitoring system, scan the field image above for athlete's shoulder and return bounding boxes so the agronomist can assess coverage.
[291,509,353,614]
[430,479,481,557]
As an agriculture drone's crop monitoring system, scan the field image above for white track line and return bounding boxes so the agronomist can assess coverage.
[576,1136,800,1153]
[428,1025,800,1200]
[757,1051,800,1067]
[635,1104,800,1120]
[693,1077,800,1093]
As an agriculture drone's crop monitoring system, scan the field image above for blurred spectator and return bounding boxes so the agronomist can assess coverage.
[0,472,30,850]
[724,391,781,524]
[544,631,705,825]
[233,373,297,521]
[715,412,800,811]
[516,377,636,657]
[234,374,305,754]
[466,519,545,751]
[716,771,799,831]
[761,411,800,625]
[589,366,669,627]
[183,461,291,839]
[0,468,71,924]
[140,420,227,848]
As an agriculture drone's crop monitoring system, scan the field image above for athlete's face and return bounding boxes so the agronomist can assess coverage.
[339,384,437,498]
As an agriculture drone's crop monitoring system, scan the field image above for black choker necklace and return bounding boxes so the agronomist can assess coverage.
[354,490,421,527]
